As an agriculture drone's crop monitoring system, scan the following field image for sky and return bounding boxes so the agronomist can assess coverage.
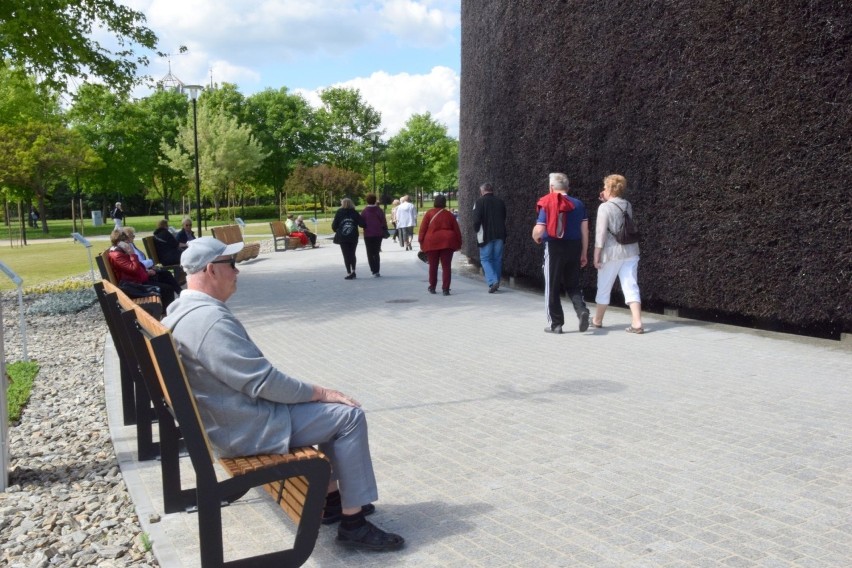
[123,0,461,138]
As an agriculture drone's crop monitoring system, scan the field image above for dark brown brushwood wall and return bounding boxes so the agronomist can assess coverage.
[459,0,851,336]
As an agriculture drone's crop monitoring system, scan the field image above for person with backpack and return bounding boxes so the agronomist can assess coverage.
[593,174,644,333]
[331,198,365,279]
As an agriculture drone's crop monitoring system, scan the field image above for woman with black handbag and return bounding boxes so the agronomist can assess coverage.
[107,229,180,308]
[592,174,644,333]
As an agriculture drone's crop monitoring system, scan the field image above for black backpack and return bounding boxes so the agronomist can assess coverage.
[608,202,641,245]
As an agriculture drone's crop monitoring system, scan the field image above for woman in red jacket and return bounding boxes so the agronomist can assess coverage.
[107,230,179,308]
[418,194,462,295]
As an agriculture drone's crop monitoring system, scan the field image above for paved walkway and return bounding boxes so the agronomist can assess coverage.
[104,237,852,568]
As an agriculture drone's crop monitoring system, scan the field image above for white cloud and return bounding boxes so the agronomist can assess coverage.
[380,0,459,46]
[296,66,460,139]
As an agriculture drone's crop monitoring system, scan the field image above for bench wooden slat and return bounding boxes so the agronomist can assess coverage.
[212,224,261,262]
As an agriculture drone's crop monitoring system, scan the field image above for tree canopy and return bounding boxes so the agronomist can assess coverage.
[0,0,160,93]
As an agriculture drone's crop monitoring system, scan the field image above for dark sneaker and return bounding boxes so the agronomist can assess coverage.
[579,311,590,332]
[488,283,499,293]
[544,325,563,334]
[337,520,405,551]
[322,503,376,525]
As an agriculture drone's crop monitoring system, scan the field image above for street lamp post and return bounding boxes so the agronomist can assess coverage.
[185,85,204,236]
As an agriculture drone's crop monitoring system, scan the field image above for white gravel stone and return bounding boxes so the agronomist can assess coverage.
[2,278,158,567]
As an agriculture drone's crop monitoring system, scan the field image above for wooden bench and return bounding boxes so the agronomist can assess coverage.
[93,280,159,452]
[270,221,305,251]
[211,224,261,263]
[96,250,163,319]
[142,235,186,287]
[130,303,331,567]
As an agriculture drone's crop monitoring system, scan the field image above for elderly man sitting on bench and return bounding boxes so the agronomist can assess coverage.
[162,237,404,552]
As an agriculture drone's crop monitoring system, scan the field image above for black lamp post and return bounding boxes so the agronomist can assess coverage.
[185,85,204,235]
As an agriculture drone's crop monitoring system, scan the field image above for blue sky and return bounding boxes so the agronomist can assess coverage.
[124,0,461,138]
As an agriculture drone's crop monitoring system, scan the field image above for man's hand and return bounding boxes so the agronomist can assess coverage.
[580,252,588,268]
[313,386,361,408]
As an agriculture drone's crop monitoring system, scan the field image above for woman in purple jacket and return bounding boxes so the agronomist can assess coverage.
[360,193,388,277]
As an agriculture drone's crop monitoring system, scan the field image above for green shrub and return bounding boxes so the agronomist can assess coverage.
[7,360,39,423]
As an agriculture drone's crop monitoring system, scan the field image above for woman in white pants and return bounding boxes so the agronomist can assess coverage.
[593,174,644,333]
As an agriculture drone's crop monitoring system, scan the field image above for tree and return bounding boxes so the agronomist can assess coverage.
[386,113,458,205]
[0,0,160,94]
[135,89,189,217]
[315,87,382,172]
[284,164,364,213]
[161,101,268,219]
[245,87,324,217]
[67,84,149,207]
[0,121,100,233]
[0,65,101,233]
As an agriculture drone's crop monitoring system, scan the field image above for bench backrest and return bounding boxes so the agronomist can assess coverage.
[270,220,288,238]
[142,236,163,265]
[132,304,218,469]
[211,224,242,245]
[99,249,119,285]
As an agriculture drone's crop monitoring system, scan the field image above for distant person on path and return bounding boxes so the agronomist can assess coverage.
[418,194,462,295]
[395,195,417,250]
[295,215,318,248]
[111,202,125,229]
[176,217,196,245]
[532,172,590,334]
[390,199,400,242]
[29,207,39,228]
[593,174,644,333]
[153,219,184,266]
[163,237,404,551]
[472,182,507,293]
[360,193,389,277]
[331,198,365,279]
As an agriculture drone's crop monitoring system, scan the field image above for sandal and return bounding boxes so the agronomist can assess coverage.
[337,520,405,551]
[625,326,644,334]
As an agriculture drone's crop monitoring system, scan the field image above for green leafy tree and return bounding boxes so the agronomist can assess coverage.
[161,101,268,219]
[0,120,100,233]
[245,87,324,217]
[386,113,458,204]
[284,164,364,213]
[135,89,190,217]
[0,0,161,94]
[0,66,101,233]
[316,87,382,172]
[67,84,149,208]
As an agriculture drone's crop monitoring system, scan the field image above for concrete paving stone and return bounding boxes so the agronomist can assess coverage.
[101,241,852,567]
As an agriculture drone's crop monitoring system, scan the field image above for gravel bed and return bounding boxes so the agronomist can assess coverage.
[1,277,158,567]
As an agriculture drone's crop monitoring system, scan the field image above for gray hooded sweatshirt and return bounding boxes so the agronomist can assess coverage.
[162,290,314,457]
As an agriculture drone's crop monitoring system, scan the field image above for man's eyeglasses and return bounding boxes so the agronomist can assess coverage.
[209,257,236,269]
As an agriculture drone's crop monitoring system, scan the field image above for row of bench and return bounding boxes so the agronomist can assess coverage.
[94,280,331,567]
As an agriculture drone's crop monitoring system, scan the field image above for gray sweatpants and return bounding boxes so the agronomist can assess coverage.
[288,402,379,510]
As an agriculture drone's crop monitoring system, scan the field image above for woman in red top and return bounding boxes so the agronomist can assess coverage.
[418,194,462,295]
[107,229,179,308]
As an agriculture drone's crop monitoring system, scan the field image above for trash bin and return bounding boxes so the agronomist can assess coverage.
[91,211,103,226]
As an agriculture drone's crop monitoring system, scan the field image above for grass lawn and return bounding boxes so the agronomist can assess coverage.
[0,215,343,291]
